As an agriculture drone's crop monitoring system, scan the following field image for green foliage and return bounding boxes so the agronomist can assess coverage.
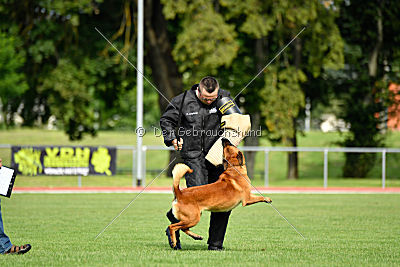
[0,0,398,167]
[222,0,344,145]
[38,59,97,140]
[160,0,346,180]
[0,31,28,123]
[336,75,386,177]
[333,0,400,177]
[261,67,306,142]
[0,0,145,139]
[161,0,189,19]
[304,17,345,77]
[221,0,276,38]
[163,0,239,85]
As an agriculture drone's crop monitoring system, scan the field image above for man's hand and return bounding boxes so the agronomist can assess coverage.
[172,138,183,151]
[0,158,2,167]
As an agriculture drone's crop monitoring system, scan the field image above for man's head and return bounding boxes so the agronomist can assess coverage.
[198,76,219,105]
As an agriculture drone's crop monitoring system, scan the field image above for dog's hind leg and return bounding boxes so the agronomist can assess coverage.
[180,213,203,240]
[168,218,202,249]
[169,212,203,245]
[182,229,203,240]
[167,222,187,249]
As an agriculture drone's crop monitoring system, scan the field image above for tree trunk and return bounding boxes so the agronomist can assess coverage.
[286,35,302,180]
[368,7,382,78]
[144,0,183,176]
[287,120,298,180]
[244,112,260,179]
[243,38,265,180]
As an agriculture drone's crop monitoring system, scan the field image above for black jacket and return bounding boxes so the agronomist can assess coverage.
[160,84,231,159]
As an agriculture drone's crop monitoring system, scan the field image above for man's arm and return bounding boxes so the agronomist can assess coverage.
[160,96,181,147]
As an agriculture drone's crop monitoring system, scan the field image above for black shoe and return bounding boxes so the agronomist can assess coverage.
[5,244,32,255]
[165,227,181,250]
[208,245,223,251]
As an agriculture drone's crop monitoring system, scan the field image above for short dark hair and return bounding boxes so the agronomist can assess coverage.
[199,76,219,93]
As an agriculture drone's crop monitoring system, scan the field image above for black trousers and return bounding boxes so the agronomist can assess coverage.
[183,156,231,248]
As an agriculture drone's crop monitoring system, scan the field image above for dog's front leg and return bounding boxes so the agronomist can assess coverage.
[242,194,272,207]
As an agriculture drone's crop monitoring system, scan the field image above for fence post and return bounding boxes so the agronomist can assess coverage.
[142,146,147,186]
[78,175,82,187]
[323,149,328,188]
[132,147,136,187]
[264,150,269,187]
[382,149,386,189]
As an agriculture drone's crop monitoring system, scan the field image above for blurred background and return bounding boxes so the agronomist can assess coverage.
[0,0,399,186]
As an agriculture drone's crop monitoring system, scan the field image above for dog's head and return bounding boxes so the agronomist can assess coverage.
[222,138,245,170]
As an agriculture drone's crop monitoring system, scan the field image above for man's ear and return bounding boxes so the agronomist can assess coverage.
[237,151,244,166]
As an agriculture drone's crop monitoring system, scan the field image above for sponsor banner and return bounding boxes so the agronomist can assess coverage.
[11,146,116,176]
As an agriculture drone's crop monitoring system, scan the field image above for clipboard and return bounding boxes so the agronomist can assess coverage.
[0,166,17,198]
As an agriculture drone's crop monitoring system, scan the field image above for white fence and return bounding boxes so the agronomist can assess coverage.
[141,145,400,189]
[1,144,399,188]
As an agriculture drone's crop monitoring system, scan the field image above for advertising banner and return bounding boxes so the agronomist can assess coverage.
[11,146,116,176]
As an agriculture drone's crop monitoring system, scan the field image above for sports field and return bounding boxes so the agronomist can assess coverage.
[1,193,399,265]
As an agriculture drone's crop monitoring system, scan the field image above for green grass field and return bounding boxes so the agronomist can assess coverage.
[1,193,399,265]
[1,128,400,188]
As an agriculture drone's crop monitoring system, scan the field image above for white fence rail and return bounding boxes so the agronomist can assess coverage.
[142,145,400,189]
[1,144,399,188]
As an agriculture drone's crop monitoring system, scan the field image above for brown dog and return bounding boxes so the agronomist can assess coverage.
[166,139,272,249]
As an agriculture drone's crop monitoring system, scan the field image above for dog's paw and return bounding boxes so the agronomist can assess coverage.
[192,235,203,241]
[265,197,272,203]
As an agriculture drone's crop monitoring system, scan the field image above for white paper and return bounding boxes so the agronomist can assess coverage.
[0,166,14,196]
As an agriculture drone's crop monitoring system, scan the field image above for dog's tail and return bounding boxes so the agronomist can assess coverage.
[172,163,193,198]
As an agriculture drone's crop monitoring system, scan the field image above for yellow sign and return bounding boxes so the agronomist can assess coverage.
[13,148,42,176]
[12,146,116,176]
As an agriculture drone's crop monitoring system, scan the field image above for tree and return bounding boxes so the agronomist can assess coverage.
[0,30,28,125]
[221,0,344,179]
[158,0,346,180]
[160,0,240,174]
[0,0,143,139]
[333,0,400,177]
[162,0,239,86]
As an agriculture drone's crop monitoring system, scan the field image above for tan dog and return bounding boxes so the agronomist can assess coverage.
[166,139,272,249]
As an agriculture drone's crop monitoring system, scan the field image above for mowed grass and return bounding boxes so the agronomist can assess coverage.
[0,193,399,266]
[1,128,400,188]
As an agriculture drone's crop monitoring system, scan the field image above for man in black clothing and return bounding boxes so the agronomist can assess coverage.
[160,76,232,250]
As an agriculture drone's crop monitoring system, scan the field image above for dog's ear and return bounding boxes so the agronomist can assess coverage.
[223,158,229,170]
[222,138,232,148]
[237,151,244,166]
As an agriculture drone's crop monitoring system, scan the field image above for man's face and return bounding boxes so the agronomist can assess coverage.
[198,86,219,105]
